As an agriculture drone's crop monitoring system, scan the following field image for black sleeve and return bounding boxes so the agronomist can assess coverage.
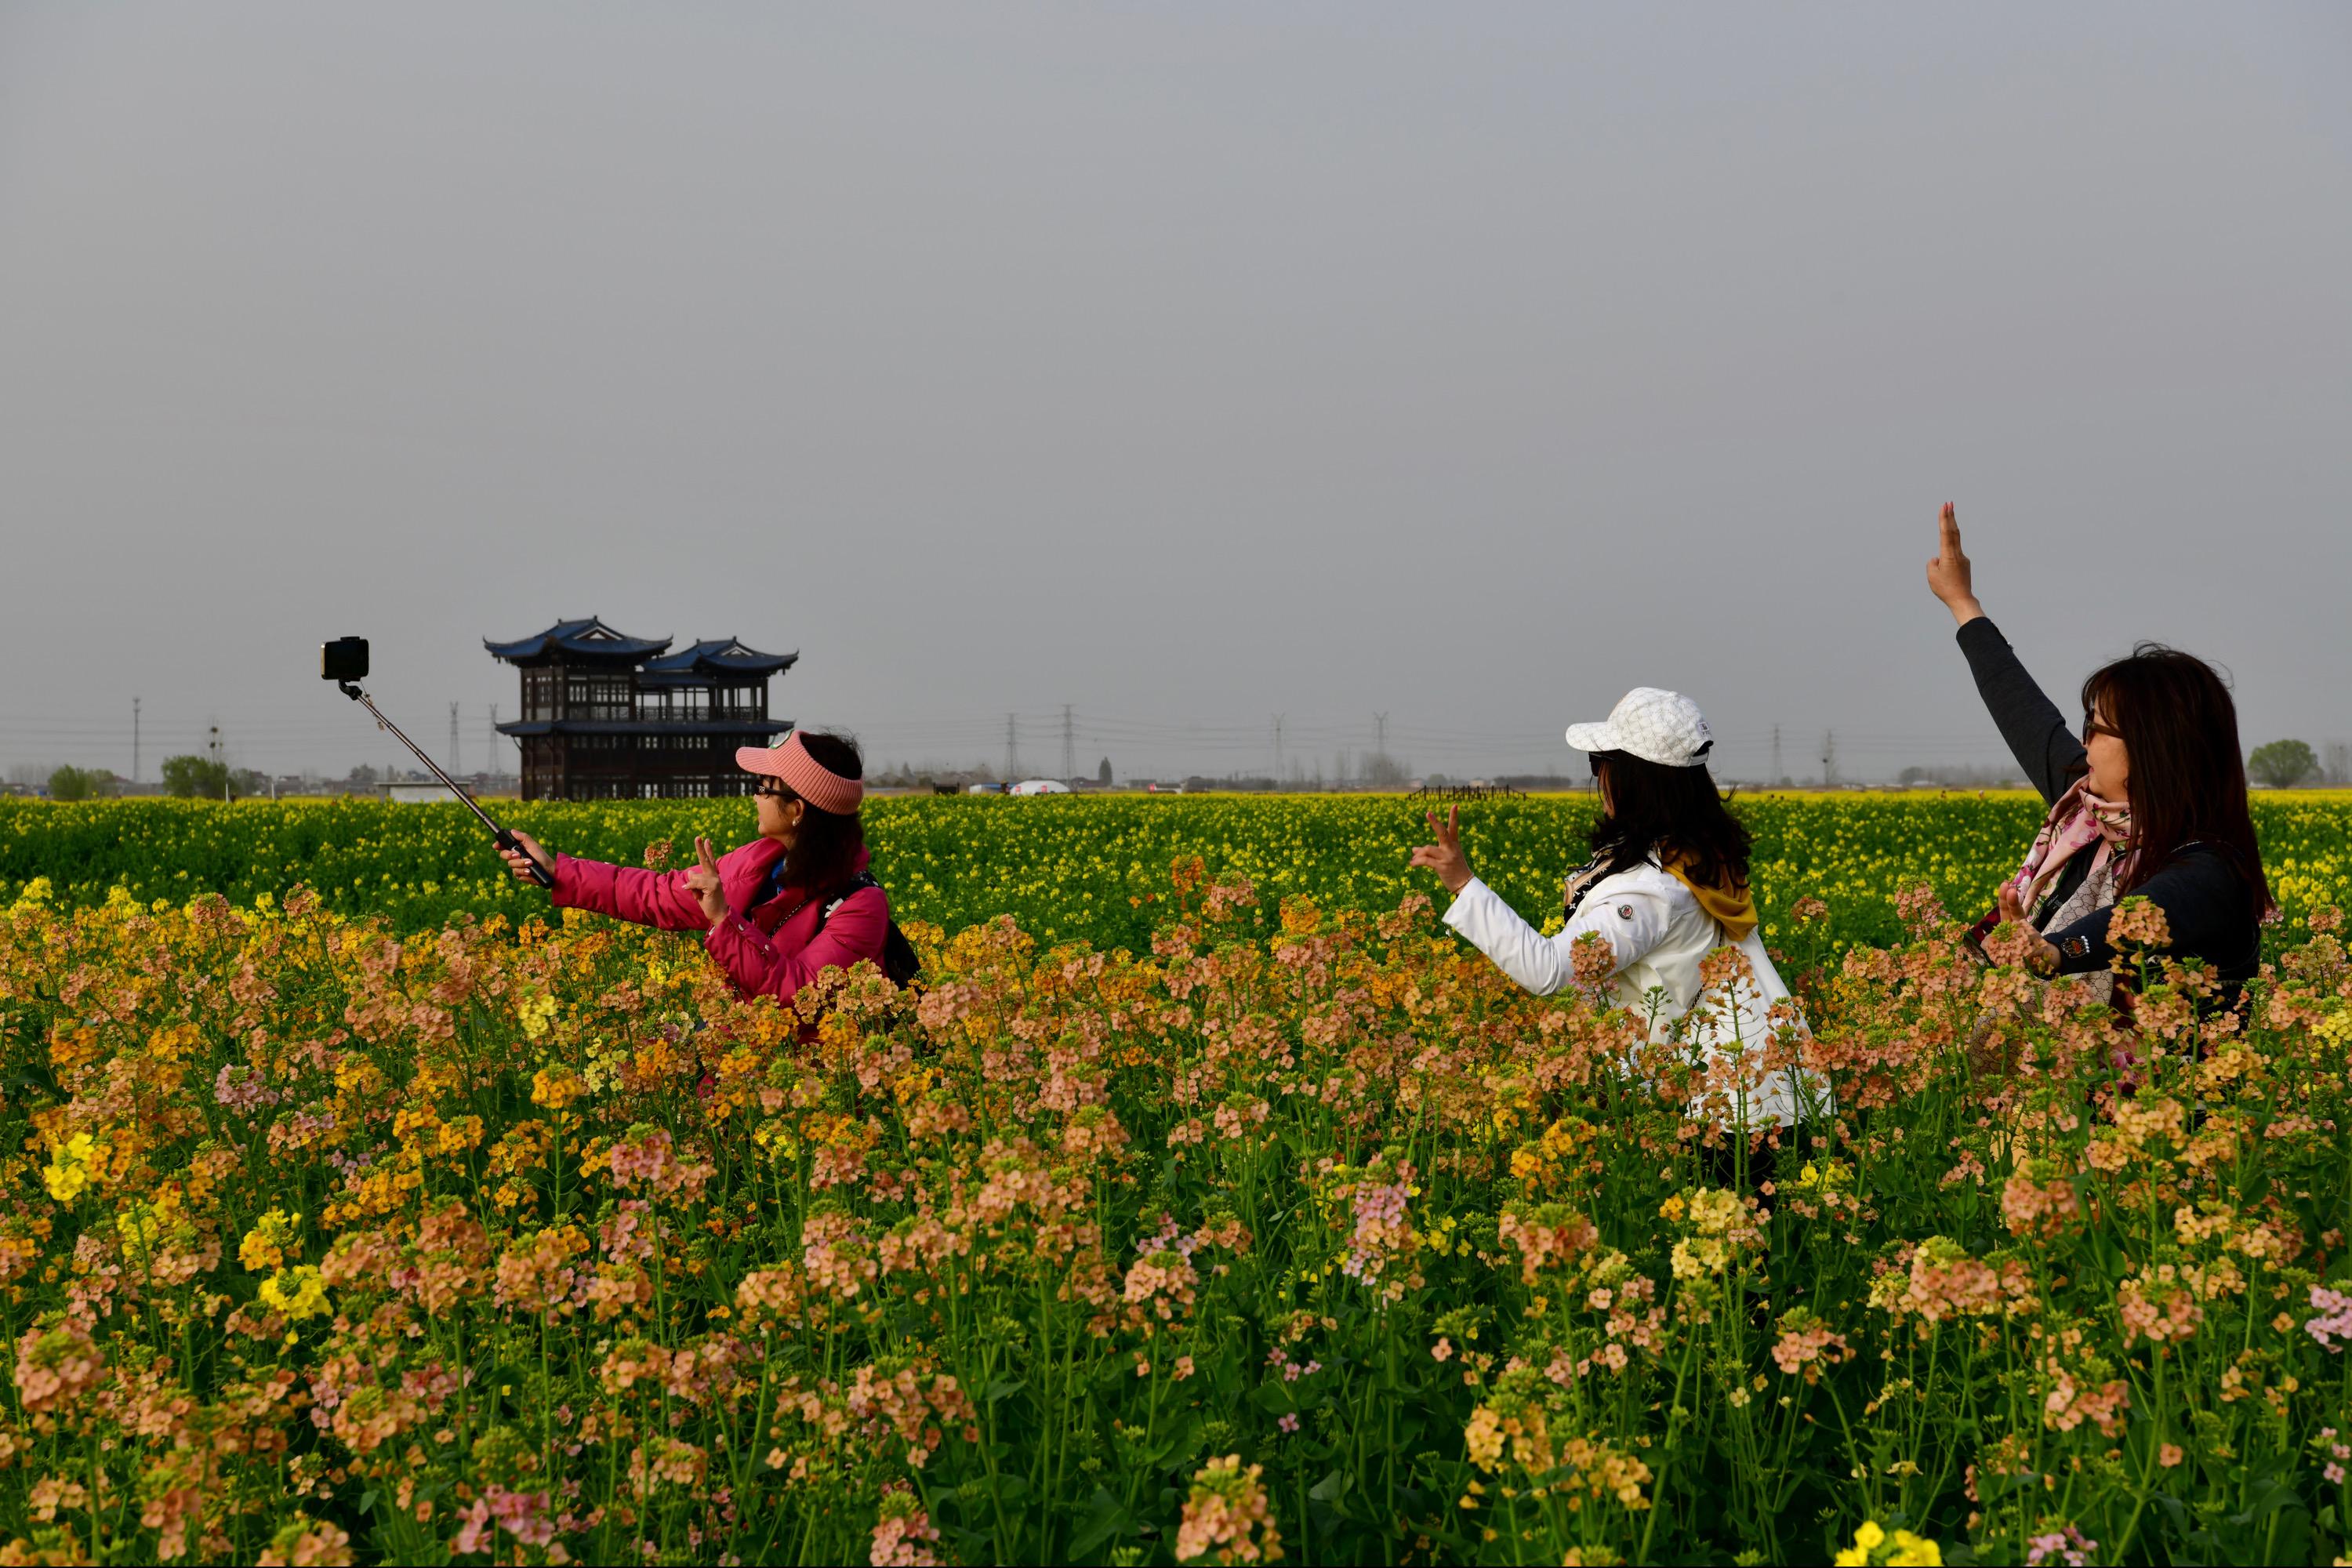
[2043,849,2251,976]
[1955,617,2086,804]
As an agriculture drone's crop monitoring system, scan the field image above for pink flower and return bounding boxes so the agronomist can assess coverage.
[608,1127,675,1192]
[2304,1284,2352,1350]
[451,1498,495,1557]
[869,1494,941,1566]
[2025,1525,2097,1566]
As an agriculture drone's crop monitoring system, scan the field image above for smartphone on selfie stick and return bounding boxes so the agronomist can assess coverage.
[320,637,557,888]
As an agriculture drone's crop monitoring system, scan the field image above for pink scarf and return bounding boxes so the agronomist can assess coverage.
[2005,779,2134,914]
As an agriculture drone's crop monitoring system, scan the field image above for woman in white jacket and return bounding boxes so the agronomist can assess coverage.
[1410,687,1819,1131]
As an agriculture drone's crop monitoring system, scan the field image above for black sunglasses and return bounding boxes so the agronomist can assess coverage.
[752,779,795,800]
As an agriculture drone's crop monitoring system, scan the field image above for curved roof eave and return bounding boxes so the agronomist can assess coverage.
[641,639,800,676]
[485,615,673,662]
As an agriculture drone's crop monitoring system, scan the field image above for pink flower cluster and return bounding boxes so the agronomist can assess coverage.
[450,1486,557,1555]
[1338,1161,1416,1294]
[2024,1523,2097,1566]
[1174,1454,1283,1565]
[1768,1316,1850,1383]
[868,1506,941,1567]
[2304,1284,2352,1351]
[212,1062,282,1114]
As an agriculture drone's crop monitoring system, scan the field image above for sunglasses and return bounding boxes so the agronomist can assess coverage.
[2083,715,2123,742]
[752,779,795,800]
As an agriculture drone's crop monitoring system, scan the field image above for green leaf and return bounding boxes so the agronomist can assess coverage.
[1065,1486,1134,1559]
[1250,1381,1296,1414]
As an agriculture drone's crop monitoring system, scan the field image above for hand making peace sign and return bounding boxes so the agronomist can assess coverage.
[684,835,729,924]
[1407,806,1475,895]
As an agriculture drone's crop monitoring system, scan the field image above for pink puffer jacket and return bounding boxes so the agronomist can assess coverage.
[550,840,888,1006]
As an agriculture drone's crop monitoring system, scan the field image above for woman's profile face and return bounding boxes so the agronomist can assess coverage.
[754,786,804,845]
[2085,700,2129,802]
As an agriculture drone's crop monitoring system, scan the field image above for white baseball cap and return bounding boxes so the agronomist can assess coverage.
[1566,687,1714,768]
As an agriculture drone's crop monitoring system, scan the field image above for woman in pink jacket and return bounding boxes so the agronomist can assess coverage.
[497,731,892,1006]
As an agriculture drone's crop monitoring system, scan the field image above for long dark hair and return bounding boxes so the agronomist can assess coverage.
[1588,751,1752,889]
[2079,644,2268,913]
[777,730,866,891]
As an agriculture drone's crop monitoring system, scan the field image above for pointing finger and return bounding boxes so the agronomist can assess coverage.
[1939,502,1961,554]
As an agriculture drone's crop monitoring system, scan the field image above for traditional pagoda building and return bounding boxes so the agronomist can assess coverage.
[488,618,797,800]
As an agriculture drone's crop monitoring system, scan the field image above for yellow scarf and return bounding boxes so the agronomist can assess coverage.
[1665,855,1758,943]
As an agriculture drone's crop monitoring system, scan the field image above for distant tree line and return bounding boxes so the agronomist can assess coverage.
[45,766,114,801]
[156,756,265,800]
[2248,739,2319,789]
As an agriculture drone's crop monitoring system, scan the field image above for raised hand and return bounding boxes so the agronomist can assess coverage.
[1926,502,1984,627]
[1407,806,1475,895]
[684,835,728,924]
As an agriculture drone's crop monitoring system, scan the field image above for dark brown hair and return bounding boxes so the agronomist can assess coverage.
[2079,644,2268,913]
[1588,751,1752,891]
[776,731,866,891]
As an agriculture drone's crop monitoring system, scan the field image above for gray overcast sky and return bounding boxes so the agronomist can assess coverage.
[3,2,2348,783]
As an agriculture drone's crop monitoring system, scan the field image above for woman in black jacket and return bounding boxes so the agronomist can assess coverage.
[1926,504,2269,1001]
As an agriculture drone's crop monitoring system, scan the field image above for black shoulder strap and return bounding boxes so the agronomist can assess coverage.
[814,872,880,923]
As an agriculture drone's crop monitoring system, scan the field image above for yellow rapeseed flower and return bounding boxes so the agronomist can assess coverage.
[531,1063,590,1110]
[1835,1520,1940,1566]
[258,1265,331,1322]
[519,993,559,1041]
[41,1133,96,1202]
[238,1208,302,1273]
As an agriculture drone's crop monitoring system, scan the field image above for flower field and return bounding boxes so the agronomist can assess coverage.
[0,797,2349,1563]
[10,791,2352,953]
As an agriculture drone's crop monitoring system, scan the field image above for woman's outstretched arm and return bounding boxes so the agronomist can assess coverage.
[503,828,711,930]
[553,855,712,930]
[1445,877,1668,996]
[1928,503,2086,804]
[1410,808,1665,996]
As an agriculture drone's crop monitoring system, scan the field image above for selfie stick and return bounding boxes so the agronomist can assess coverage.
[335,678,557,889]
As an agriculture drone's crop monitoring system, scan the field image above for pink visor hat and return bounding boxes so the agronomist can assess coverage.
[735,731,863,815]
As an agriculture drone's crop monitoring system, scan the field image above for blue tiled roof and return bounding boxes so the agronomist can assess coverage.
[641,638,799,677]
[485,618,673,662]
